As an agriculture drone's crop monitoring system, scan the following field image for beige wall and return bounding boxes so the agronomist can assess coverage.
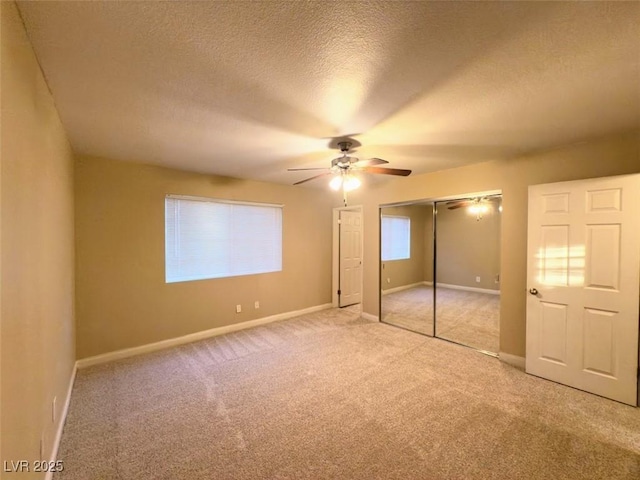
[423,208,434,283]
[436,199,501,291]
[350,130,640,357]
[1,1,76,475]
[380,204,432,290]
[75,155,335,359]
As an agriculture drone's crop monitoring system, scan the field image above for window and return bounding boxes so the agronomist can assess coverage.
[381,215,410,261]
[165,195,282,283]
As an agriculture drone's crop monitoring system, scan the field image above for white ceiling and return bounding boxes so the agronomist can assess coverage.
[17,1,640,186]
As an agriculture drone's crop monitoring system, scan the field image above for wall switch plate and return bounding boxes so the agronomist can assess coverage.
[475,276,481,283]
[254,301,259,309]
[236,305,242,313]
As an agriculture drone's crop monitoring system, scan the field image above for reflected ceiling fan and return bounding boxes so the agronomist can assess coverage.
[445,194,502,220]
[288,141,412,192]
[445,194,501,210]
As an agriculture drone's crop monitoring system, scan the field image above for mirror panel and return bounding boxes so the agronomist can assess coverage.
[380,203,434,335]
[435,197,501,353]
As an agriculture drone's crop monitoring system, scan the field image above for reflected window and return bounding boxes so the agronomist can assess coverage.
[381,215,410,261]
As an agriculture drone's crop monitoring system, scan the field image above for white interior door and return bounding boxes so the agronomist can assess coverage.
[526,174,640,405]
[339,209,362,307]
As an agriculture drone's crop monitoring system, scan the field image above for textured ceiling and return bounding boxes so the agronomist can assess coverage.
[17,1,640,186]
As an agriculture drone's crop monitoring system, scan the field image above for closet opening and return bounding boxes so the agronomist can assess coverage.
[380,192,501,356]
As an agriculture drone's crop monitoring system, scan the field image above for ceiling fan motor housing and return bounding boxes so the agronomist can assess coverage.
[331,156,357,170]
[337,141,352,152]
[331,141,357,170]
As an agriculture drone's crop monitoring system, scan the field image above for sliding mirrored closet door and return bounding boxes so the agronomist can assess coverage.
[380,196,501,355]
[379,203,435,336]
[434,196,501,354]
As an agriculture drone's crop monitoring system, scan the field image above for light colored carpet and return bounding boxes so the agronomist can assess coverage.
[56,306,640,479]
[382,285,499,353]
[381,285,434,336]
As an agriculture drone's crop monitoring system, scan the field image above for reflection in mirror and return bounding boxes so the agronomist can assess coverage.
[435,196,501,353]
[380,203,434,336]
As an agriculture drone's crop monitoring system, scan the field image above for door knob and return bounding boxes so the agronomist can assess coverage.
[529,288,538,295]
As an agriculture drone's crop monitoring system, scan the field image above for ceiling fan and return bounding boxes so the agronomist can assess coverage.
[288,141,412,189]
[444,195,502,220]
[445,194,501,210]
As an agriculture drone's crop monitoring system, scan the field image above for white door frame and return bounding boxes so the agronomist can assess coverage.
[332,205,363,308]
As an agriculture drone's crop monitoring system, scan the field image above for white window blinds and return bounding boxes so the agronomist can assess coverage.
[165,196,283,283]
[381,215,410,261]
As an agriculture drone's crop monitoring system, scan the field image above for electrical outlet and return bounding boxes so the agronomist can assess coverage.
[236,304,242,313]
[254,301,259,309]
[475,276,481,283]
[52,396,57,423]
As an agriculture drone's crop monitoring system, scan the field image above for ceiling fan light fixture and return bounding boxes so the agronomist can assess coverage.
[343,174,361,192]
[469,204,488,215]
[468,200,490,220]
[329,175,343,191]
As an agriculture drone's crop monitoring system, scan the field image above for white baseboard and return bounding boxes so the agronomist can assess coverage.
[77,303,333,368]
[499,352,526,370]
[436,283,500,295]
[360,312,379,322]
[46,363,77,479]
[382,281,430,295]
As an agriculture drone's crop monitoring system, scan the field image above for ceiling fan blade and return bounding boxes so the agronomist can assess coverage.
[448,203,469,210]
[355,157,389,167]
[293,172,333,185]
[359,166,412,176]
[446,199,473,208]
[287,167,330,171]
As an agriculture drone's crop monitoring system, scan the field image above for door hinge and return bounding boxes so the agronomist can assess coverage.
[337,289,341,296]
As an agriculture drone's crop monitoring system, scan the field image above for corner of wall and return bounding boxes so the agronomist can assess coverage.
[1,0,77,468]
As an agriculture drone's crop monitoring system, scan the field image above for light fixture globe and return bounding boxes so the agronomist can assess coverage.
[343,174,361,192]
[329,175,343,191]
